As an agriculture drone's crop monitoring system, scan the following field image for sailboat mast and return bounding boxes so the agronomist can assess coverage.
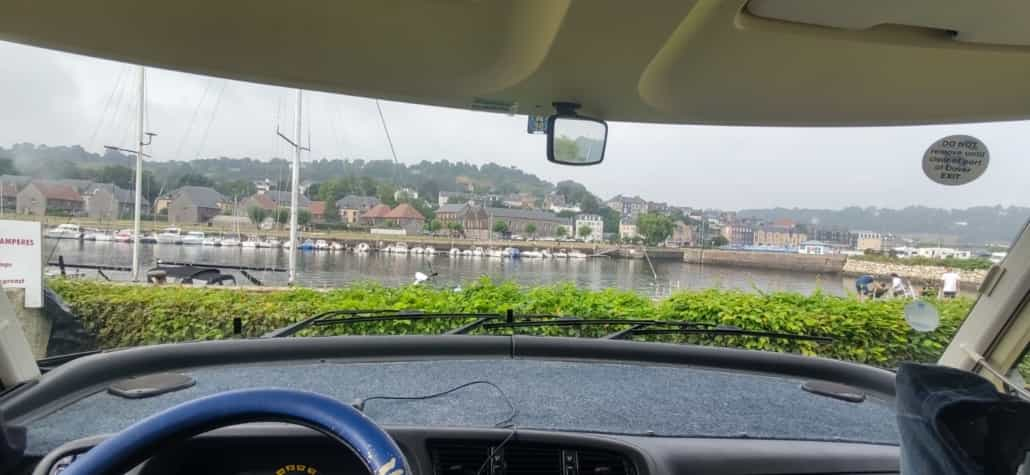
[132,66,145,282]
[288,90,302,284]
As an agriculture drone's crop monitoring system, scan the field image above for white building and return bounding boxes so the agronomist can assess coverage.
[253,179,273,194]
[574,214,604,242]
[912,247,972,260]
[394,187,419,201]
[798,240,833,256]
[619,222,639,240]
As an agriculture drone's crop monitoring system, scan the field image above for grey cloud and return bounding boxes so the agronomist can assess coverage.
[1,40,1029,210]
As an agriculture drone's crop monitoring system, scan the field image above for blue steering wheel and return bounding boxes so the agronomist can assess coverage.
[62,388,410,475]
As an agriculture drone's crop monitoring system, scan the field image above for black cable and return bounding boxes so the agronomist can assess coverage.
[475,425,517,475]
[357,380,517,428]
[357,380,519,475]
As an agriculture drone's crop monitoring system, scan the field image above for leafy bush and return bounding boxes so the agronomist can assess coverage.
[47,278,973,368]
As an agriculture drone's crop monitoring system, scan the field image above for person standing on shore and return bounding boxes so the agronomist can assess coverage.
[855,274,875,300]
[890,273,908,298]
[939,268,960,299]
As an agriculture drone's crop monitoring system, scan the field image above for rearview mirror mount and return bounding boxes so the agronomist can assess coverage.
[546,103,607,166]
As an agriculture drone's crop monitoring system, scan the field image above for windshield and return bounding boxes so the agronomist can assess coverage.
[1,40,1027,443]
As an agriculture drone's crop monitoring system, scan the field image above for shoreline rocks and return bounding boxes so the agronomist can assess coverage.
[842,259,986,287]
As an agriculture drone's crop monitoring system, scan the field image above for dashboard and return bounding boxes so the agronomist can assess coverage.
[2,335,905,475]
[33,424,899,475]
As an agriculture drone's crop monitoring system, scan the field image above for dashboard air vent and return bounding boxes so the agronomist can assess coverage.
[431,443,491,475]
[578,449,631,475]
[429,441,631,475]
[504,446,562,475]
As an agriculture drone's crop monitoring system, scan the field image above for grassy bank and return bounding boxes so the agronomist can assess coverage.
[48,278,973,368]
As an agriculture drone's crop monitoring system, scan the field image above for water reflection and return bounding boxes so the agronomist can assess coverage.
[44,240,851,296]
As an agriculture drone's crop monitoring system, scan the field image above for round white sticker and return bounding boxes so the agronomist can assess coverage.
[922,135,989,186]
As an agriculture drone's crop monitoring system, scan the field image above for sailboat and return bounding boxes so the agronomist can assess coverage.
[276,89,307,285]
[102,65,154,281]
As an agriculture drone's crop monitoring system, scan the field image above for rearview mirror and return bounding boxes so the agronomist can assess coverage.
[547,115,607,166]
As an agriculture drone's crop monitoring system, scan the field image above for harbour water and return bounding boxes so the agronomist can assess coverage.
[44,240,854,296]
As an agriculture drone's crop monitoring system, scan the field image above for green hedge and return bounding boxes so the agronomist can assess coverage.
[47,278,974,368]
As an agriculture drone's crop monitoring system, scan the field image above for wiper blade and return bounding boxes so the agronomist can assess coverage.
[483,318,831,343]
[615,325,834,344]
[265,310,833,344]
[264,309,507,337]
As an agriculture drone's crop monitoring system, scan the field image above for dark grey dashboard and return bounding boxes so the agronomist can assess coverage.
[3,335,902,475]
[33,425,900,475]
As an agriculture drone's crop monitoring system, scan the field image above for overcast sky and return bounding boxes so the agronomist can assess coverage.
[2,40,1028,210]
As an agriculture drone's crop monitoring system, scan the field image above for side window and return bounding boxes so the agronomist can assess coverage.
[1013,344,1030,392]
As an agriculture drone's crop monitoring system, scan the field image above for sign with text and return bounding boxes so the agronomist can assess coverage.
[922,135,990,186]
[0,220,43,307]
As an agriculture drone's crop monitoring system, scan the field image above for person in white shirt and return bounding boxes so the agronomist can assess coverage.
[940,269,960,298]
[890,273,907,297]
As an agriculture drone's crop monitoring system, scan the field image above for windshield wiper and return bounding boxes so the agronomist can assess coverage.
[266,310,833,344]
[263,309,508,337]
[482,318,832,343]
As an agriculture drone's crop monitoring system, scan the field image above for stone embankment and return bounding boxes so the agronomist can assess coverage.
[842,259,987,287]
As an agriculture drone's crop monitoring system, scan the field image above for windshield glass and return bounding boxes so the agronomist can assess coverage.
[1,40,1027,443]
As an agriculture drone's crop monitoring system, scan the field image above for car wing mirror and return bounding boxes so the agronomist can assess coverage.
[546,103,607,166]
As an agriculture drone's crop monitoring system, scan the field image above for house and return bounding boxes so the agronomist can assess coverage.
[16,182,84,216]
[336,195,380,223]
[360,203,393,226]
[913,247,972,260]
[382,203,426,234]
[574,214,603,242]
[393,187,418,202]
[798,240,833,256]
[619,221,639,240]
[299,180,317,195]
[812,226,851,246]
[245,190,311,210]
[605,195,648,218]
[753,225,807,248]
[436,204,570,239]
[0,179,19,213]
[85,184,150,220]
[851,231,883,252]
[438,191,471,206]
[647,201,670,214]
[241,193,276,212]
[502,193,535,209]
[435,203,468,224]
[167,186,226,224]
[545,192,581,214]
[721,223,754,246]
[153,195,173,215]
[309,201,326,222]
[543,192,566,210]
[253,179,273,193]
[668,222,695,247]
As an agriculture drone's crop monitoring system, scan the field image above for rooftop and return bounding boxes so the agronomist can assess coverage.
[28,181,82,202]
[384,203,425,220]
[336,195,380,209]
[172,186,225,209]
[361,203,393,219]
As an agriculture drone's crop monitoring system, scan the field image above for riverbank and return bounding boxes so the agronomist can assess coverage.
[842,259,987,288]
[46,278,972,368]
[27,215,665,257]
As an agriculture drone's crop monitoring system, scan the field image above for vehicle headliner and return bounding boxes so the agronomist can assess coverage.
[2,0,1030,126]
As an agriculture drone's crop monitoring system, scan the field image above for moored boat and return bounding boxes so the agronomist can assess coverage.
[156,227,183,244]
[46,223,83,240]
